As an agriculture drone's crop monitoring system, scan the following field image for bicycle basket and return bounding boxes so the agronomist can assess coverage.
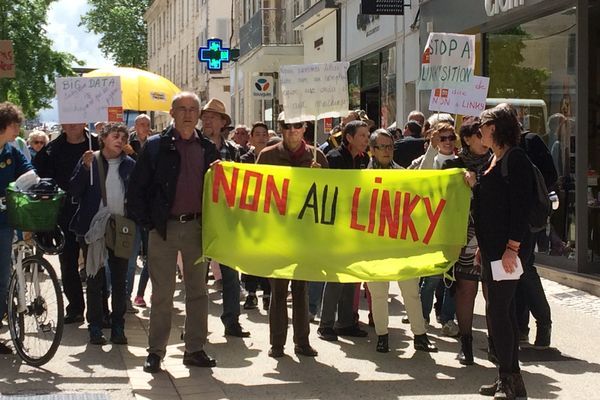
[6,181,65,232]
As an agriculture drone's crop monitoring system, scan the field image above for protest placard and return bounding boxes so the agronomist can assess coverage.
[56,76,123,123]
[429,76,490,117]
[0,41,16,78]
[279,62,350,123]
[419,33,476,90]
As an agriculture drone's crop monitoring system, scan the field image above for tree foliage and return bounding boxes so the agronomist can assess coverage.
[0,0,79,118]
[488,27,550,100]
[81,0,151,69]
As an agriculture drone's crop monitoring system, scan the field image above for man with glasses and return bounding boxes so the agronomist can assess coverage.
[366,129,438,353]
[256,111,327,358]
[127,92,218,373]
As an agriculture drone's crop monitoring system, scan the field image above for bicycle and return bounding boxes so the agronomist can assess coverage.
[7,229,65,367]
[2,180,66,367]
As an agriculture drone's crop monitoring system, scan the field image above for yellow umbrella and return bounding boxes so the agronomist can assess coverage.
[84,67,181,112]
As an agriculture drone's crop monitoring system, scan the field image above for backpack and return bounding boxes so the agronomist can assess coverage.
[501,146,552,232]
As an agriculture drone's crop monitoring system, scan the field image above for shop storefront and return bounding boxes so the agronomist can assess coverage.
[420,0,598,275]
[341,0,397,129]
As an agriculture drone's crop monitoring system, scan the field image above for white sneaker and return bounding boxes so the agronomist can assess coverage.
[441,320,460,337]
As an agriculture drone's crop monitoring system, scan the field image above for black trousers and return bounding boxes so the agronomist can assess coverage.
[244,274,271,295]
[516,232,552,334]
[86,248,128,334]
[487,279,520,374]
[58,205,84,316]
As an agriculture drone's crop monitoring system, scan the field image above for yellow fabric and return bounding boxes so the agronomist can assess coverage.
[202,162,471,282]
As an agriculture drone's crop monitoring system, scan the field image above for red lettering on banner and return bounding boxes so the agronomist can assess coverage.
[350,187,366,231]
[400,193,420,241]
[264,175,289,215]
[212,163,239,207]
[378,190,401,238]
[368,186,379,234]
[422,197,447,244]
[239,170,263,211]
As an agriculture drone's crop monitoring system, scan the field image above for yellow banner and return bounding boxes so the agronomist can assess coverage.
[202,162,470,282]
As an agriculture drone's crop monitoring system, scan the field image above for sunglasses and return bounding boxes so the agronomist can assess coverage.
[282,122,304,130]
[373,144,393,151]
[439,135,457,143]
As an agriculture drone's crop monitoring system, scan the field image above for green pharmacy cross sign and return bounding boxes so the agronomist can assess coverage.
[198,39,231,71]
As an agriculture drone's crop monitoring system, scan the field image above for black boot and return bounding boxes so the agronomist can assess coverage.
[532,323,551,350]
[458,334,474,365]
[487,336,499,365]
[493,374,515,400]
[376,334,389,353]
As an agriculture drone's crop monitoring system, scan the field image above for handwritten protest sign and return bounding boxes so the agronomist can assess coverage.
[419,33,476,90]
[279,62,350,123]
[0,41,16,78]
[202,162,470,282]
[56,76,123,124]
[429,76,490,117]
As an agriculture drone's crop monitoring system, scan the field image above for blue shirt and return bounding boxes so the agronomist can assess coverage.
[0,143,34,227]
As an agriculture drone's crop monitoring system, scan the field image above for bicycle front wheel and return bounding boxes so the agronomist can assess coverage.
[8,256,65,367]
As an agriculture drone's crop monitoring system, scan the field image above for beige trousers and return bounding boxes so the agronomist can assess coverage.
[147,219,208,358]
[369,278,427,336]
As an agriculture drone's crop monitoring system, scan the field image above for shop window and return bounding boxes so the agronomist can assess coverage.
[348,63,361,110]
[380,47,396,129]
[486,8,577,263]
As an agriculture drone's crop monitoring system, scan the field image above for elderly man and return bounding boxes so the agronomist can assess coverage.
[125,114,152,160]
[232,124,250,155]
[365,129,438,353]
[200,98,249,338]
[257,112,327,358]
[34,122,100,324]
[127,92,218,373]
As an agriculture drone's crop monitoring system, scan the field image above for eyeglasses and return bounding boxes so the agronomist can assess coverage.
[282,123,304,130]
[439,135,457,143]
[372,144,393,151]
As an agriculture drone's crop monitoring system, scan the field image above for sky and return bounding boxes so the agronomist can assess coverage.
[38,0,114,122]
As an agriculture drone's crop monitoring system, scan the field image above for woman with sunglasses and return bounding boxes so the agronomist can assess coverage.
[27,130,49,161]
[442,118,491,366]
[464,106,533,399]
[408,121,460,338]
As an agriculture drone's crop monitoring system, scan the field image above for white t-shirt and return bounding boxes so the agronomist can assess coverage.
[105,158,125,216]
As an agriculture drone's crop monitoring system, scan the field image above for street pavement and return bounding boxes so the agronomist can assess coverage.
[1,255,600,400]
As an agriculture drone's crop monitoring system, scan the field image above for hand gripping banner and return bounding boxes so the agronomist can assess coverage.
[202,162,471,282]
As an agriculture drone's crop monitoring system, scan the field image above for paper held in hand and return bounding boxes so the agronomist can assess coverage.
[491,257,523,281]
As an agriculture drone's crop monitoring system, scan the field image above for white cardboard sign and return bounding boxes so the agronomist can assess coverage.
[279,62,349,123]
[419,33,476,90]
[429,76,490,117]
[56,76,123,124]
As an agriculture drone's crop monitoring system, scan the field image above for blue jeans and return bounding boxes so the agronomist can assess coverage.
[420,276,455,324]
[220,264,240,328]
[0,227,14,318]
[308,281,325,316]
[126,226,143,299]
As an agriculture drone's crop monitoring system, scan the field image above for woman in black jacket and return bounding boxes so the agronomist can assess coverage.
[465,105,533,400]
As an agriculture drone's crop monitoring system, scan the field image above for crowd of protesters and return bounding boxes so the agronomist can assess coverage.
[0,94,559,400]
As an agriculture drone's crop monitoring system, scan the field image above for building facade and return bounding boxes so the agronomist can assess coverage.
[145,0,233,130]
[419,0,599,275]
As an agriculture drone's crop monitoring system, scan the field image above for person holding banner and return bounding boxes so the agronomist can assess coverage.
[408,121,460,338]
[127,92,218,373]
[317,120,370,342]
[466,105,532,399]
[442,118,491,365]
[34,121,100,325]
[365,129,438,354]
[256,111,327,358]
[200,98,250,338]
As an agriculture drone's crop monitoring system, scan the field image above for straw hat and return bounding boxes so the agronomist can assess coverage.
[201,98,232,126]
